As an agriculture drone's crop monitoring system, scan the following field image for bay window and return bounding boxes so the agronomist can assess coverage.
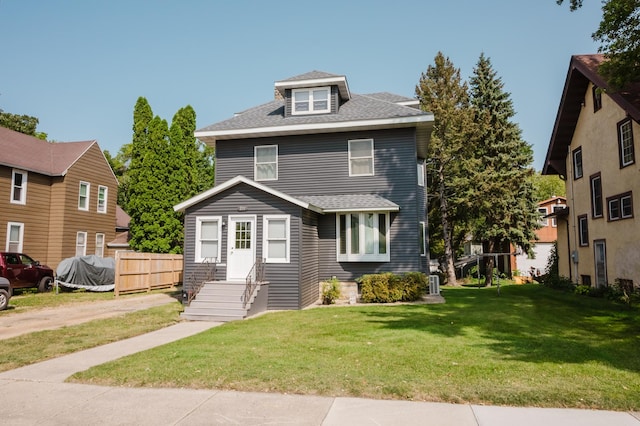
[337,212,389,261]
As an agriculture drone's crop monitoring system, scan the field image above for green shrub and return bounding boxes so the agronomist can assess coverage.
[540,274,575,292]
[574,285,591,296]
[321,277,341,305]
[359,272,427,303]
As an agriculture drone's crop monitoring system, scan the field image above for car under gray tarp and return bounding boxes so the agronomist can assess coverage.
[55,255,115,292]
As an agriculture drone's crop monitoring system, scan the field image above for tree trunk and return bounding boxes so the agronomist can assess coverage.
[484,239,495,287]
[438,168,458,286]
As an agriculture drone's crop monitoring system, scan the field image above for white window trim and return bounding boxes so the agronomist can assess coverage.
[6,222,24,252]
[538,207,549,226]
[291,86,330,115]
[97,185,108,214]
[10,169,27,205]
[76,231,87,256]
[195,216,222,263]
[348,139,375,177]
[573,147,583,179]
[551,205,565,227]
[263,215,290,264]
[254,145,278,181]
[95,233,105,257]
[419,221,426,257]
[621,195,633,218]
[417,162,425,187]
[78,181,90,211]
[336,212,390,262]
[619,119,634,167]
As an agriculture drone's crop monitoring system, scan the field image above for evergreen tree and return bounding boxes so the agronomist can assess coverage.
[123,97,215,254]
[468,53,540,286]
[416,52,477,286]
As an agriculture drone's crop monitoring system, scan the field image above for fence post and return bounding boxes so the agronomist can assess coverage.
[114,250,121,297]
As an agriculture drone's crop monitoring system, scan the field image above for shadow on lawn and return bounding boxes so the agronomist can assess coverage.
[360,284,640,373]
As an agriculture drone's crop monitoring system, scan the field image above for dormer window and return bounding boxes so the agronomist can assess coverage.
[292,87,330,115]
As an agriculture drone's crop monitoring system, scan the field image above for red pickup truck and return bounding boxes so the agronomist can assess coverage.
[0,252,54,292]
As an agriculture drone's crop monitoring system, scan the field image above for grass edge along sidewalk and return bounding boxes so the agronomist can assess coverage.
[70,284,640,411]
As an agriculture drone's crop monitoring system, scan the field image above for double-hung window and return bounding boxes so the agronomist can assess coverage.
[263,215,290,263]
[592,85,602,112]
[551,205,565,227]
[76,231,87,256]
[572,147,583,179]
[11,169,27,204]
[195,216,221,262]
[590,173,603,218]
[255,145,277,181]
[95,233,105,257]
[348,139,374,176]
[6,222,24,252]
[337,212,390,262]
[97,186,108,213]
[78,181,90,211]
[292,87,330,115]
[618,119,635,168]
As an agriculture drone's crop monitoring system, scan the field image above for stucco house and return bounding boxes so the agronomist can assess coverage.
[0,126,118,272]
[543,54,639,288]
[175,71,433,320]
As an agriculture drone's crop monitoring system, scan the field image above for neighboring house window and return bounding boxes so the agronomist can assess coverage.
[618,119,635,168]
[419,221,426,256]
[11,169,27,204]
[572,147,583,180]
[578,214,589,247]
[607,192,633,221]
[417,161,425,187]
[538,207,548,226]
[78,181,90,211]
[255,145,278,181]
[590,173,603,218]
[6,222,24,252]
[336,212,390,262]
[551,205,565,227]
[592,85,602,112]
[195,216,222,263]
[263,215,290,263]
[348,139,374,176]
[76,231,87,256]
[95,233,105,257]
[292,87,330,115]
[97,186,108,213]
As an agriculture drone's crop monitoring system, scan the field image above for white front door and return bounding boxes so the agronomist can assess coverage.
[227,215,256,282]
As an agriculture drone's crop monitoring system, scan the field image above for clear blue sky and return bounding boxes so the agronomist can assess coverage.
[0,0,602,170]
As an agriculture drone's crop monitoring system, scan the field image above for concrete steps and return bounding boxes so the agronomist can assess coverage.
[181,281,267,322]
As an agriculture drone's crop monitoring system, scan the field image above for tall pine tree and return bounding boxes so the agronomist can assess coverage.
[416,52,477,286]
[468,53,539,286]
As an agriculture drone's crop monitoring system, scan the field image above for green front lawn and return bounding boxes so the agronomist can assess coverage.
[70,285,640,410]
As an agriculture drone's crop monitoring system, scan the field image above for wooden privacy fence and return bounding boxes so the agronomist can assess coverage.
[114,251,183,296]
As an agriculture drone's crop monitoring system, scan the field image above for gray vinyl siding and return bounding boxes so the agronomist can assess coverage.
[183,182,304,310]
[216,128,424,279]
[300,210,319,307]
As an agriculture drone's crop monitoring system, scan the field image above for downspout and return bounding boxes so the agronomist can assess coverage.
[567,145,578,282]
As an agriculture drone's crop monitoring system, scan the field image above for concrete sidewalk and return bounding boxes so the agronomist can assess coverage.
[1,321,639,425]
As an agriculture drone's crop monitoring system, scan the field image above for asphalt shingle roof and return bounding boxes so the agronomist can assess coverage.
[298,194,399,212]
[0,126,95,176]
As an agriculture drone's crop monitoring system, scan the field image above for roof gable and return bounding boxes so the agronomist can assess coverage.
[0,126,96,176]
[543,54,640,175]
[274,70,350,100]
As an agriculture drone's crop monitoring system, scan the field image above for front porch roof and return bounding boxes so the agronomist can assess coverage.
[173,176,399,214]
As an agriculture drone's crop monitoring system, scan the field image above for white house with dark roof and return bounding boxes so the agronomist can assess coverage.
[175,71,433,320]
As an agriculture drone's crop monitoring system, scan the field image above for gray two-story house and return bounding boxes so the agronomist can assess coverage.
[175,71,433,318]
